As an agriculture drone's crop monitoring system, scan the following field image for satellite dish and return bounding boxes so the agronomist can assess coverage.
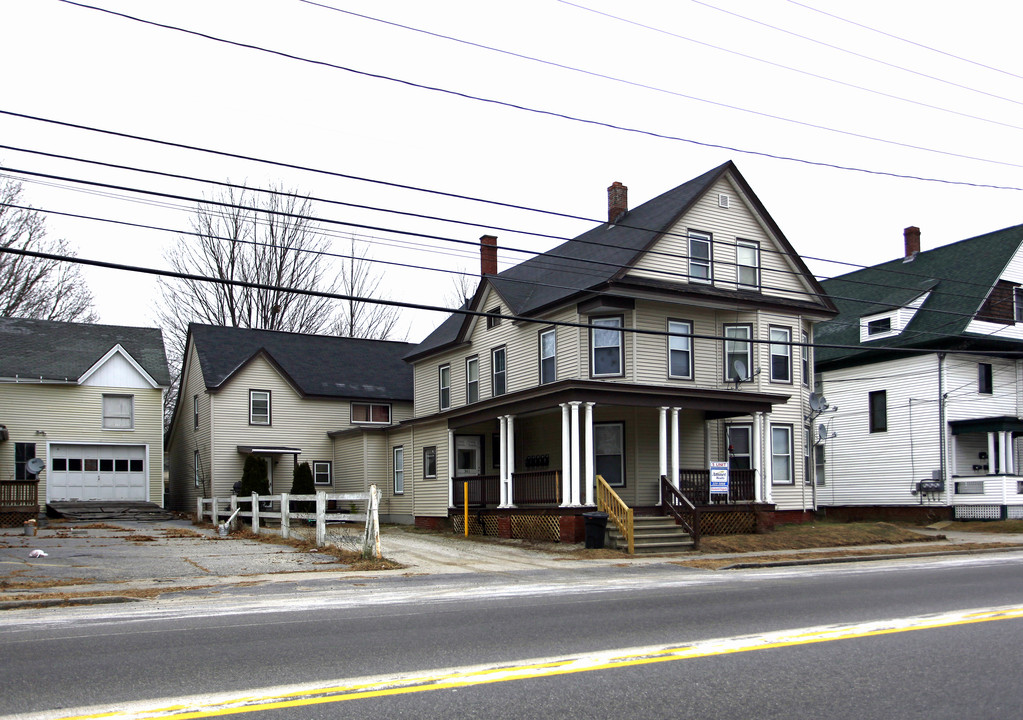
[818,395,828,409]
[818,424,828,441]
[26,457,45,475]
[809,393,822,412]
[733,359,747,381]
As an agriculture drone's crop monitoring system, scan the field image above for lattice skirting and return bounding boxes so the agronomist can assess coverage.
[954,505,1001,520]
[451,514,561,543]
[699,510,757,535]
[0,510,36,528]
[1006,505,1023,519]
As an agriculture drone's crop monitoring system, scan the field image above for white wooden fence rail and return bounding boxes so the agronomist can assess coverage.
[196,487,381,558]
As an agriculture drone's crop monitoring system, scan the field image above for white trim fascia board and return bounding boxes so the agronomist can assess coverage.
[0,376,77,384]
[79,344,162,389]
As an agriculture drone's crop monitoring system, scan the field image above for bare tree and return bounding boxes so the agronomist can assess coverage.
[0,175,97,322]
[445,264,480,309]
[332,235,404,340]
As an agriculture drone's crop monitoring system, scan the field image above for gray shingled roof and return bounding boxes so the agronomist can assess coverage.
[0,316,171,385]
[815,223,1023,367]
[189,324,415,400]
[410,161,833,360]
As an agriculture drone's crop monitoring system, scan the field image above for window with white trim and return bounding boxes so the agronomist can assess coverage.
[194,450,201,488]
[492,347,507,396]
[15,443,37,480]
[667,319,692,379]
[736,240,759,288]
[193,394,199,430]
[103,394,134,429]
[438,365,451,410]
[771,425,793,485]
[539,328,556,384]
[313,461,332,485]
[466,356,479,403]
[727,426,751,470]
[486,306,502,329]
[723,324,752,382]
[802,331,810,386]
[393,446,405,495]
[688,230,712,282]
[591,316,624,377]
[423,446,437,479]
[769,326,791,383]
[594,422,625,487]
[249,390,271,425]
[352,402,391,424]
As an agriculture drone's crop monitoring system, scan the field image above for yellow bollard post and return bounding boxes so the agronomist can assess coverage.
[464,481,469,537]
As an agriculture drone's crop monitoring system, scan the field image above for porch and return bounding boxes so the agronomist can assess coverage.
[0,479,39,527]
[951,474,1023,520]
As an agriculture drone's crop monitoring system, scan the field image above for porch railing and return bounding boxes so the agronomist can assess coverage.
[0,479,39,509]
[451,470,561,507]
[451,474,501,507]
[678,468,757,504]
[597,474,634,554]
[660,475,701,549]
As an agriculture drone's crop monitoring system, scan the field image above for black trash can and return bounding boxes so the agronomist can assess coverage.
[583,511,609,549]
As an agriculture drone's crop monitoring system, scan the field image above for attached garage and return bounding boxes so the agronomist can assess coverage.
[48,444,148,502]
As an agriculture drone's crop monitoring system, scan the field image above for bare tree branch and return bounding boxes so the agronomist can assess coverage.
[332,235,405,340]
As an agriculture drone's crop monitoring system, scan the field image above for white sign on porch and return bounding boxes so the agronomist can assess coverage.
[710,461,729,495]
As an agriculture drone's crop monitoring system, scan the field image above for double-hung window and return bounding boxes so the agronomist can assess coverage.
[591,316,624,377]
[594,422,625,487]
[771,425,793,485]
[688,230,712,282]
[736,240,760,288]
[726,426,752,470]
[438,365,451,410]
[869,390,887,433]
[978,363,993,394]
[769,326,792,383]
[15,443,37,480]
[492,347,507,396]
[423,446,437,479]
[193,395,199,430]
[667,319,692,379]
[802,331,810,386]
[103,394,134,429]
[313,461,332,485]
[466,356,479,403]
[193,450,201,488]
[723,324,752,382]
[249,390,271,425]
[539,329,556,384]
[393,446,404,494]
[352,402,391,424]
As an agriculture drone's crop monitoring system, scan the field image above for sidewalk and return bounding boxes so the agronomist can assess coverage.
[2,519,1021,609]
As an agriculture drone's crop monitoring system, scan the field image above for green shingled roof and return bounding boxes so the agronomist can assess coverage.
[815,223,1023,367]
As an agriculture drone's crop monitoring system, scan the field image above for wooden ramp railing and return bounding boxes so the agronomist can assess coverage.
[596,475,634,554]
[660,475,701,549]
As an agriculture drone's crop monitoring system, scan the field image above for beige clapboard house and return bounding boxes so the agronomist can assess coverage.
[338,161,837,539]
[165,324,414,514]
[0,317,170,521]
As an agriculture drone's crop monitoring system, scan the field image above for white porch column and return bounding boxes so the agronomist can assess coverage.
[507,414,517,507]
[584,403,595,506]
[560,403,572,507]
[448,429,455,508]
[753,413,763,503]
[671,407,681,490]
[950,434,958,477]
[987,432,997,474]
[498,415,509,507]
[1007,432,1015,475]
[761,414,773,504]
[658,407,668,504]
[1001,431,1012,476]
[570,401,582,506]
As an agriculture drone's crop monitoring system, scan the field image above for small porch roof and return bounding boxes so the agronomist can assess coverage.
[436,379,789,430]
[949,417,1023,435]
[236,445,302,455]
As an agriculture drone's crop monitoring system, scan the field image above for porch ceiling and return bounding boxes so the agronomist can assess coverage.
[950,416,1023,435]
[444,379,788,429]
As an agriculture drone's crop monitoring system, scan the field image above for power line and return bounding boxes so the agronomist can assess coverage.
[48,2,1023,191]
[297,0,1023,171]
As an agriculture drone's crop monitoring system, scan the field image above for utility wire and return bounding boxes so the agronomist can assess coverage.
[297,0,1023,170]
[48,2,1023,190]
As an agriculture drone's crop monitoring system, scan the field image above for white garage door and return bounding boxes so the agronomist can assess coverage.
[48,444,148,502]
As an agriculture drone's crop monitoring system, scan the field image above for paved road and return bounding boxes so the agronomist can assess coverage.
[3,550,1022,718]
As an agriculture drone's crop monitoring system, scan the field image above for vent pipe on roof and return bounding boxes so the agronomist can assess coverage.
[608,181,628,224]
[904,226,921,258]
[480,234,498,276]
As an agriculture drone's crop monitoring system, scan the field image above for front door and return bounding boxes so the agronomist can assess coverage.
[454,436,482,477]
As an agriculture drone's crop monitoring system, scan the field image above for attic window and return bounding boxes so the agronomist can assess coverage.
[867,318,891,335]
[486,307,501,329]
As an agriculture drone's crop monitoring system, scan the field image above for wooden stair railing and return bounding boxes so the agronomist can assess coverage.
[596,474,634,554]
[660,475,701,549]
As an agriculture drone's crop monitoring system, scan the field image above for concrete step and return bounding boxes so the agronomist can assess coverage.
[606,515,694,553]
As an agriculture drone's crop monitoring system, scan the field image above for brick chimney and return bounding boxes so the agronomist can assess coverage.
[904,226,920,257]
[608,181,628,224]
[480,234,498,276]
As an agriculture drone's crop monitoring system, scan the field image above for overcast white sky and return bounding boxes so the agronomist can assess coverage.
[2,0,1022,342]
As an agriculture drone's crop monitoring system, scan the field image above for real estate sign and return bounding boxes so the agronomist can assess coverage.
[710,461,729,495]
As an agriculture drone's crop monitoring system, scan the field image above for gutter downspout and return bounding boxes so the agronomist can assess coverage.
[938,353,947,501]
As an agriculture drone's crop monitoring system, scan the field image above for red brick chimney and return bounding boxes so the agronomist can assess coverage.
[608,181,628,224]
[480,234,498,276]
[904,226,920,257]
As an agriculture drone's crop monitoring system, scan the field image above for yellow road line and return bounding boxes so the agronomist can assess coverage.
[51,605,1023,720]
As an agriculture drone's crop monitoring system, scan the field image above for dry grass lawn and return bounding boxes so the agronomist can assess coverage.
[695,521,939,554]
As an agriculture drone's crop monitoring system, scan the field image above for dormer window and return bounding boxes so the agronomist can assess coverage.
[867,317,891,335]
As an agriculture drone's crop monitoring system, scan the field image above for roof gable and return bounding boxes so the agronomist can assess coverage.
[80,344,161,389]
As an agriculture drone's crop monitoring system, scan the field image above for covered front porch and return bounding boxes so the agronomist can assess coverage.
[439,380,786,548]
[949,417,1023,520]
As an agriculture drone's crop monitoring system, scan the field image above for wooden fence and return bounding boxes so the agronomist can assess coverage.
[196,487,381,558]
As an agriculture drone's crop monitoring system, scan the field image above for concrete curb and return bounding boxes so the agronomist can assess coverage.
[718,545,1023,570]
[0,595,142,610]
